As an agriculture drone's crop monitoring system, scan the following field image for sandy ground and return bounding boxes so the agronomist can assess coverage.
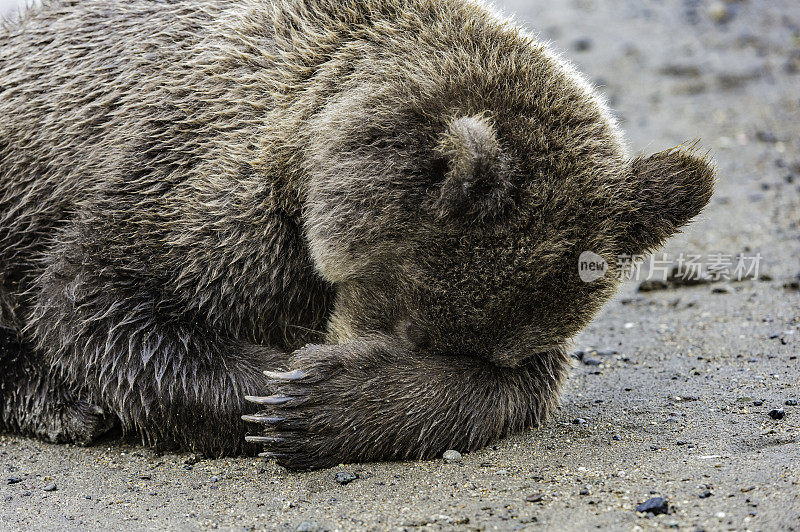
[1,0,799,530]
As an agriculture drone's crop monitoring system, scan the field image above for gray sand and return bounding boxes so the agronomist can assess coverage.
[1,0,799,530]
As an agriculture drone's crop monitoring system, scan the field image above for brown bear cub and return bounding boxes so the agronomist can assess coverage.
[0,0,714,469]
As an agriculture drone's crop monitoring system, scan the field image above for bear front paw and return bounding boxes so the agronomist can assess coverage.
[242,349,351,470]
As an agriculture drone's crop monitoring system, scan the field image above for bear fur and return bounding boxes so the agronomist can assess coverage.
[0,0,714,469]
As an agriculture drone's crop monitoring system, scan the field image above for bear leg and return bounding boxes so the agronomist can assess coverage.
[0,328,116,444]
[244,337,570,469]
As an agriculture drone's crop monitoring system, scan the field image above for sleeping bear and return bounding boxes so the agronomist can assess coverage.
[0,0,713,469]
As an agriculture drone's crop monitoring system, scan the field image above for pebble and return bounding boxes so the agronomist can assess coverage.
[786,399,798,406]
[636,497,669,515]
[583,357,602,366]
[42,483,57,492]
[594,349,618,356]
[6,477,22,485]
[443,449,462,463]
[711,285,734,294]
[755,130,778,143]
[333,471,358,485]
[572,418,587,425]
[708,2,732,24]
[525,493,543,503]
[699,490,713,499]
[638,280,669,292]
[753,400,764,406]
[612,434,622,441]
[296,521,319,532]
[768,408,785,420]
[573,38,592,52]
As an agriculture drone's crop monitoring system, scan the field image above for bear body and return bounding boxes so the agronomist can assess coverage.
[0,0,713,468]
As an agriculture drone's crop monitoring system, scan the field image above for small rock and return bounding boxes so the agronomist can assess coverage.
[636,497,669,515]
[753,400,764,407]
[296,521,319,532]
[768,408,785,420]
[673,395,699,402]
[443,449,462,463]
[667,265,712,287]
[525,493,543,503]
[638,280,669,292]
[755,130,778,143]
[333,471,358,485]
[582,357,601,366]
[209,476,220,483]
[786,399,798,406]
[612,434,622,441]
[572,418,587,425]
[573,38,592,52]
[660,64,702,78]
[594,349,618,357]
[711,285,734,294]
[708,2,732,24]
[42,483,57,492]
[699,491,713,499]
[6,478,22,485]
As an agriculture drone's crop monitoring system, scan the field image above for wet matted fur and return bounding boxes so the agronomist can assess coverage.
[0,0,714,469]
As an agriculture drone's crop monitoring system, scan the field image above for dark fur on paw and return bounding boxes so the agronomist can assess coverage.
[41,400,117,445]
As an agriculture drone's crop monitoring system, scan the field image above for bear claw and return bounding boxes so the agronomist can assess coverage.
[245,435,284,443]
[241,414,285,424]
[258,451,284,459]
[244,394,294,405]
[263,369,307,380]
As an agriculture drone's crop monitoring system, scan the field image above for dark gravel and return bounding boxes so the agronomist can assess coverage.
[636,496,670,515]
[333,471,358,485]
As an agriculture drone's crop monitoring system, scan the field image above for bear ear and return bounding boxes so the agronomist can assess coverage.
[619,145,715,256]
[429,114,514,224]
